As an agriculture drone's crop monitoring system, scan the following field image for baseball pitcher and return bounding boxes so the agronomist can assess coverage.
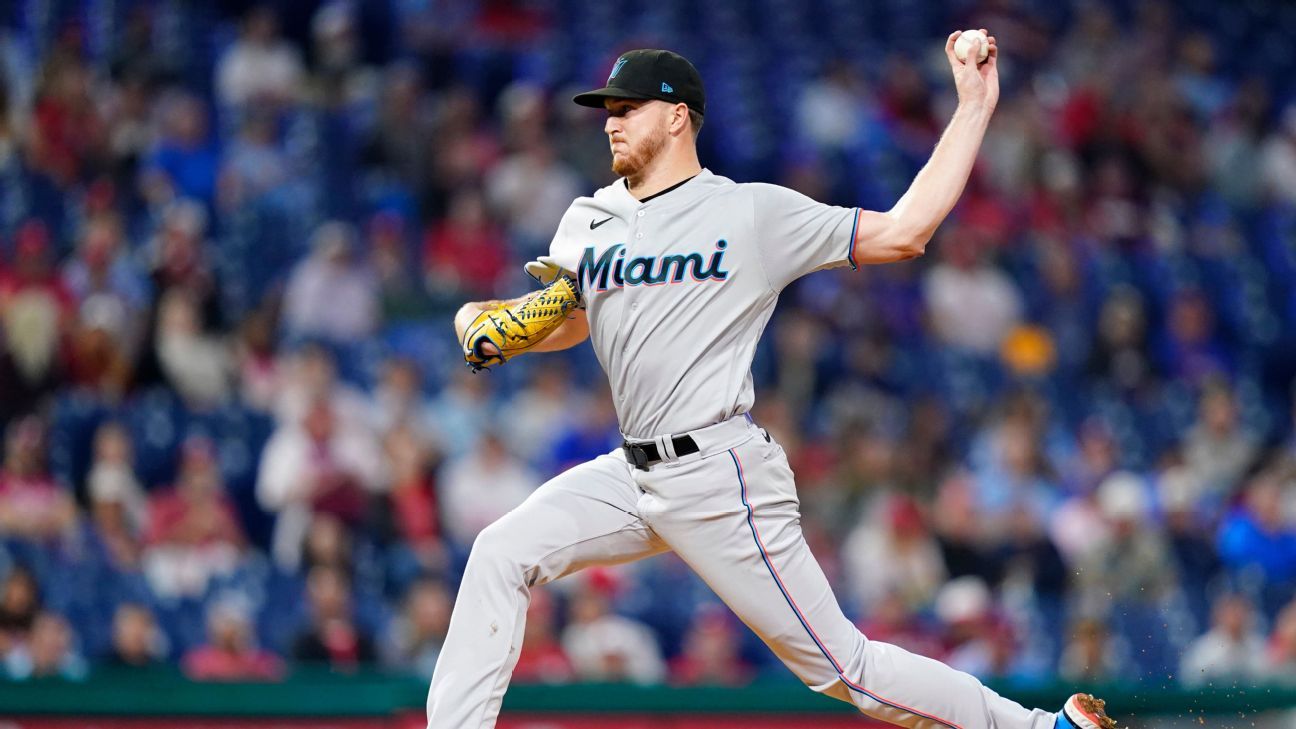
[433,32,1115,729]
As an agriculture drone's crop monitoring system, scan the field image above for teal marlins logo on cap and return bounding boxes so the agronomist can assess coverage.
[608,57,629,82]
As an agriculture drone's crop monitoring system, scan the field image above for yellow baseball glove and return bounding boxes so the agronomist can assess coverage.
[462,274,580,372]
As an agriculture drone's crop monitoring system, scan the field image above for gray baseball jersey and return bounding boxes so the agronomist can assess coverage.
[544,168,860,439]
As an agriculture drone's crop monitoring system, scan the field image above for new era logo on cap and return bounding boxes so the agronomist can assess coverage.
[661,82,673,93]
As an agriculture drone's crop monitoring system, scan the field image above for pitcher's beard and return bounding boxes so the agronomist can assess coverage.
[611,124,668,179]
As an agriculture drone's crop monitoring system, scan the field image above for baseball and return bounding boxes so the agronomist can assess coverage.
[954,29,989,64]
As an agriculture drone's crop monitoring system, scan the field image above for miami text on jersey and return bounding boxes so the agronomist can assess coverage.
[579,240,729,291]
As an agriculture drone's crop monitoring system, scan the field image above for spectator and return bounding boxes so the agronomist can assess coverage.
[427,86,502,214]
[1158,290,1231,387]
[291,565,376,669]
[1259,103,1296,206]
[546,387,620,475]
[153,289,233,409]
[1086,286,1154,393]
[1179,594,1266,687]
[272,342,369,429]
[668,606,754,687]
[1205,78,1269,209]
[933,576,997,675]
[217,111,291,211]
[367,213,428,319]
[857,591,944,660]
[142,436,245,599]
[368,357,427,437]
[382,578,451,679]
[422,369,494,455]
[300,514,354,575]
[86,421,146,567]
[108,6,172,84]
[1286,385,1296,461]
[1058,418,1120,496]
[993,504,1069,602]
[146,200,220,329]
[561,569,665,684]
[1160,464,1221,599]
[258,397,385,570]
[0,417,77,544]
[65,292,135,399]
[232,308,281,412]
[437,431,539,549]
[103,74,154,191]
[310,1,378,109]
[62,213,150,322]
[501,365,578,468]
[141,93,220,209]
[28,51,105,187]
[0,221,73,419]
[1184,380,1260,504]
[1265,598,1296,682]
[484,132,582,255]
[802,428,893,543]
[281,223,379,343]
[971,415,1060,534]
[361,64,434,197]
[381,425,444,574]
[795,65,874,153]
[1075,472,1176,606]
[1057,618,1131,682]
[511,587,574,683]
[932,473,1000,586]
[1217,470,1296,586]
[182,598,284,681]
[0,566,40,648]
[922,227,1023,356]
[842,495,947,612]
[106,603,167,670]
[4,612,86,680]
[423,189,511,300]
[215,5,305,109]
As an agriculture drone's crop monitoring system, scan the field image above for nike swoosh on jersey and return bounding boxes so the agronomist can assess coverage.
[590,216,614,229]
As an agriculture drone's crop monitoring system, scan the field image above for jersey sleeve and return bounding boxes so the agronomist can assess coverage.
[541,206,586,275]
[749,183,860,291]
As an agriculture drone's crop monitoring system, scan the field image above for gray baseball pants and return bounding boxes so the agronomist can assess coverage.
[426,416,1056,729]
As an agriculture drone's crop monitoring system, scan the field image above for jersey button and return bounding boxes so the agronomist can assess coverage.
[635,232,644,239]
[636,210,645,217]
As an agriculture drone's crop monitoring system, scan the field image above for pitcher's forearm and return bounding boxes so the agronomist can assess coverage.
[888,102,993,244]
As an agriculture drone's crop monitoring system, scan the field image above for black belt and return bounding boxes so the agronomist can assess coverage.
[622,435,699,470]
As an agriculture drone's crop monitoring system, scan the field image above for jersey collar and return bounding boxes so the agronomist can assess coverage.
[622,169,710,205]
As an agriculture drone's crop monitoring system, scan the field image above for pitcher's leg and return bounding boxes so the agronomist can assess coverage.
[647,437,1055,729]
[427,453,665,729]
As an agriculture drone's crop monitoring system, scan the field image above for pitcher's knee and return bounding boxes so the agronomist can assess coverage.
[465,519,539,582]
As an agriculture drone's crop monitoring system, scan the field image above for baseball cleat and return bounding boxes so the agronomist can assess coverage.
[1055,693,1117,729]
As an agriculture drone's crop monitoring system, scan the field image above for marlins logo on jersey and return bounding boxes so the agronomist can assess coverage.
[579,241,729,291]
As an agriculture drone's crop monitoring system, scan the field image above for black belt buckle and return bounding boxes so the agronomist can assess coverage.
[624,442,651,470]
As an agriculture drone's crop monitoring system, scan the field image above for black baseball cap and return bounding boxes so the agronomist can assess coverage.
[573,49,705,116]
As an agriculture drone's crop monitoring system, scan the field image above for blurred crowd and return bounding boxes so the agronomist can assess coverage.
[2,0,1296,692]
